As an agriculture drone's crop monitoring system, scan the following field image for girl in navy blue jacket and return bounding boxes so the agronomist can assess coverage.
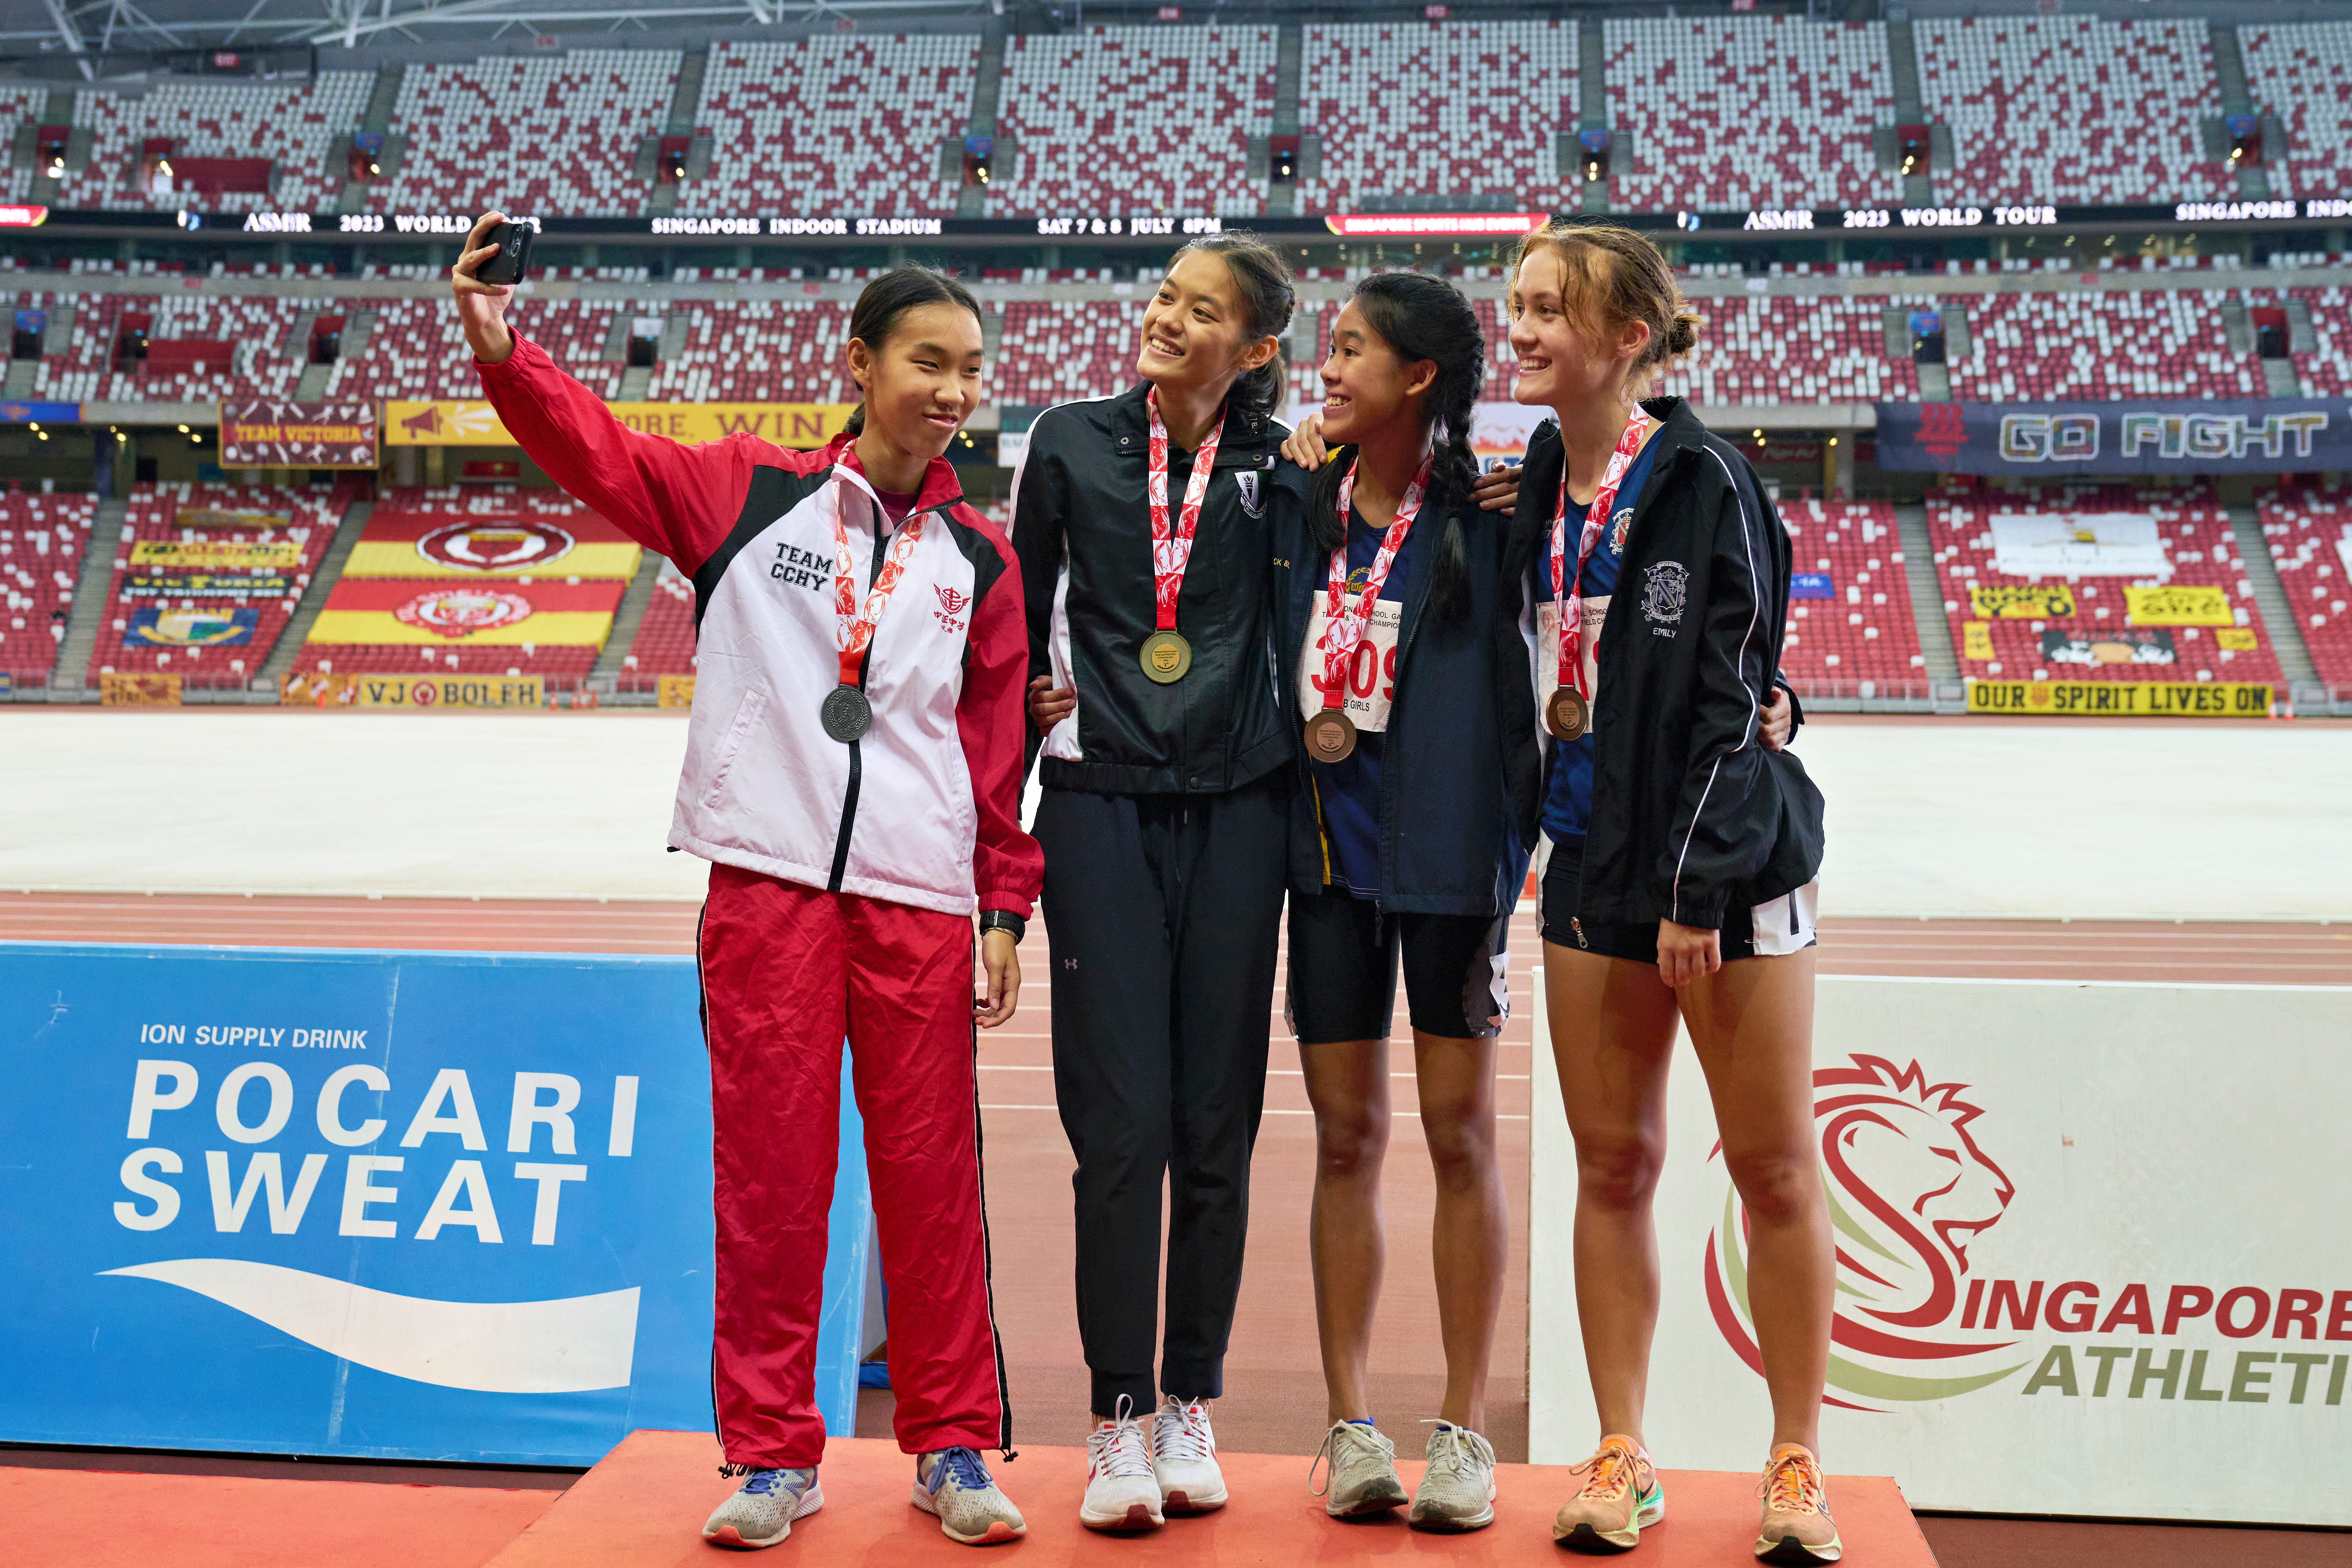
[1271,272,1534,1534]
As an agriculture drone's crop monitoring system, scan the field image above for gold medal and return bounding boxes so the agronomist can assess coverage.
[1140,629,1192,684]
[1303,707,1358,764]
[1547,687,1589,742]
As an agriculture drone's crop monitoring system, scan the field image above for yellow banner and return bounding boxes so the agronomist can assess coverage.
[131,540,303,569]
[657,674,696,709]
[2124,585,2236,626]
[384,400,855,449]
[307,610,614,646]
[1961,621,1994,661]
[100,671,181,707]
[177,508,291,530]
[1968,583,2076,619]
[1967,680,2274,717]
[341,540,642,580]
[284,672,549,709]
[2216,627,2258,651]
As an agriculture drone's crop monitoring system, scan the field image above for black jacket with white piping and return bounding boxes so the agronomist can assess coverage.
[1509,398,1825,930]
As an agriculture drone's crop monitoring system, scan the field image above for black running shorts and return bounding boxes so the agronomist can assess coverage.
[1539,839,1817,964]
[1286,892,1511,1044]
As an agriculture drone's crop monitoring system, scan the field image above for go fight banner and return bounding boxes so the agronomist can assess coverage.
[1529,975,2352,1525]
[0,943,872,1465]
[1875,400,2352,475]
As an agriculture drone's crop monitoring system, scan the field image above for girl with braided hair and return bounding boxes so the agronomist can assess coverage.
[1270,271,1535,1533]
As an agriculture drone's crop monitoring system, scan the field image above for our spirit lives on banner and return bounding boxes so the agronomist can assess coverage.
[0,944,872,1465]
[1876,399,2351,475]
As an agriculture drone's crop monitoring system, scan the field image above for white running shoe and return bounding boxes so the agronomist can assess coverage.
[1080,1395,1164,1531]
[1152,1395,1228,1513]
[1409,1421,1497,1533]
[1309,1419,1409,1518]
[912,1446,1026,1546]
[702,1467,822,1549]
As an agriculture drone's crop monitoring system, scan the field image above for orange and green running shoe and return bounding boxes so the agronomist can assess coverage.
[1755,1443,1841,1565]
[1553,1434,1665,1552]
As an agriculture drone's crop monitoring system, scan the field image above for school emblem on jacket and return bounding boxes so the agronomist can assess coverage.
[1233,470,1264,518]
[1642,560,1689,634]
[933,583,969,634]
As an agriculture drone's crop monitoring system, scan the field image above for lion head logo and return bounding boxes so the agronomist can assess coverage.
[418,520,575,573]
[1705,1055,2032,1410]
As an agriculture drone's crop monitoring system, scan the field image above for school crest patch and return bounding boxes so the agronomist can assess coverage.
[1642,560,1689,634]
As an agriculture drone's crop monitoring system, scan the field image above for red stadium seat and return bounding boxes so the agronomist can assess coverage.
[1778,499,1926,699]
[0,488,95,687]
[2257,484,2352,692]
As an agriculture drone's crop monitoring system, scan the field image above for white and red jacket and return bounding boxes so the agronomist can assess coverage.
[478,335,1041,919]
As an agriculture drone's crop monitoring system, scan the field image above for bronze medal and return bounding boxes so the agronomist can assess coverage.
[1547,687,1589,742]
[1139,629,1192,684]
[1303,707,1358,764]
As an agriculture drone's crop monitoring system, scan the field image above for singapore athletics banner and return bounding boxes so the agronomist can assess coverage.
[1528,975,2352,1525]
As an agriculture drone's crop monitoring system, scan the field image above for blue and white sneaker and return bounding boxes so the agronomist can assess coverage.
[702,1466,822,1549]
[912,1446,1027,1545]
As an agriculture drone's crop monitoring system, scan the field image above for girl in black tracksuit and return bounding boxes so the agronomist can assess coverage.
[1507,223,1837,1566]
[1270,273,1534,1533]
[1010,233,1308,1530]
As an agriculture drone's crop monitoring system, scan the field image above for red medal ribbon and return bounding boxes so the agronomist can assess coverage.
[1550,409,1653,704]
[1145,388,1224,632]
[833,480,927,687]
[1316,454,1432,712]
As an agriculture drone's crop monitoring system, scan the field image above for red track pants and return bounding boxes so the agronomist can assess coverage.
[699,863,1009,1467]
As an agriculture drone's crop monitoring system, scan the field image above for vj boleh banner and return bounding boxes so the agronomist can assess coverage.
[0,944,872,1464]
[1876,400,2351,475]
[217,400,378,470]
[384,400,854,449]
[1529,975,2352,1525]
[343,507,641,581]
[306,579,622,647]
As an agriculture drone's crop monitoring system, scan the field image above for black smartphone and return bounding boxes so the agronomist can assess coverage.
[474,221,533,285]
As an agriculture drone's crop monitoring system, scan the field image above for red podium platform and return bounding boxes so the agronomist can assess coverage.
[485,1431,1934,1568]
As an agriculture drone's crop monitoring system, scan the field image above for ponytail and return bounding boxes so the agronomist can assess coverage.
[1306,271,1486,630]
[842,266,984,436]
[1172,231,1295,421]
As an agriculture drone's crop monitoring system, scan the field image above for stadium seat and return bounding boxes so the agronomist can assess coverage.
[1944,290,2262,401]
[991,299,1143,407]
[1915,17,2234,204]
[1929,485,2284,689]
[1778,498,1926,698]
[692,36,972,217]
[2237,22,2352,202]
[377,51,677,215]
[1604,18,1899,210]
[2257,484,2352,691]
[993,25,1277,216]
[1299,21,1576,213]
[1654,296,1919,405]
[616,559,696,692]
[29,73,371,212]
[2285,285,2352,395]
[88,482,349,691]
[0,487,95,688]
[641,299,854,403]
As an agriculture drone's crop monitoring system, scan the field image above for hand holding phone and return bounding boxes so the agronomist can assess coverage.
[452,211,524,365]
[474,220,534,286]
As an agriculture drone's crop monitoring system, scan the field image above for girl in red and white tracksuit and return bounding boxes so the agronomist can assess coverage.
[456,223,1041,1550]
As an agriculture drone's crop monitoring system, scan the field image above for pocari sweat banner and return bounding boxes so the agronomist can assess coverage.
[0,943,869,1466]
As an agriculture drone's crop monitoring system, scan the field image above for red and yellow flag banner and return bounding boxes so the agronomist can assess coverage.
[306,579,623,647]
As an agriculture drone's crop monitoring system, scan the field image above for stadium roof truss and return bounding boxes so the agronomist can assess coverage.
[2,0,995,61]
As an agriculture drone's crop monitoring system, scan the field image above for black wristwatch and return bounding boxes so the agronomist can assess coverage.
[978,910,1026,944]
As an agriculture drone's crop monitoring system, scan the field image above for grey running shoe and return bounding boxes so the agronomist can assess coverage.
[702,1466,822,1549]
[1409,1422,1497,1533]
[912,1446,1027,1546]
[1309,1418,1409,1518]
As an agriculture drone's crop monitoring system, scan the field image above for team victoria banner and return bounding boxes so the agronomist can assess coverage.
[217,400,378,470]
[1875,400,2352,475]
[343,507,641,580]
[307,579,623,646]
[1530,976,2352,1525]
[385,400,854,449]
[0,943,874,1464]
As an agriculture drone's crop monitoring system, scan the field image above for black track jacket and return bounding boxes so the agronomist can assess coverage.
[1511,398,1826,930]
[1012,383,1309,796]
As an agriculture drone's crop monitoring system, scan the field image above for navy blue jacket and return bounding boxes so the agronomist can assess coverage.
[1271,464,1537,917]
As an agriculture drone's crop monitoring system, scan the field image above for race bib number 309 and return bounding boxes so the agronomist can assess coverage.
[1301,596,1403,734]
